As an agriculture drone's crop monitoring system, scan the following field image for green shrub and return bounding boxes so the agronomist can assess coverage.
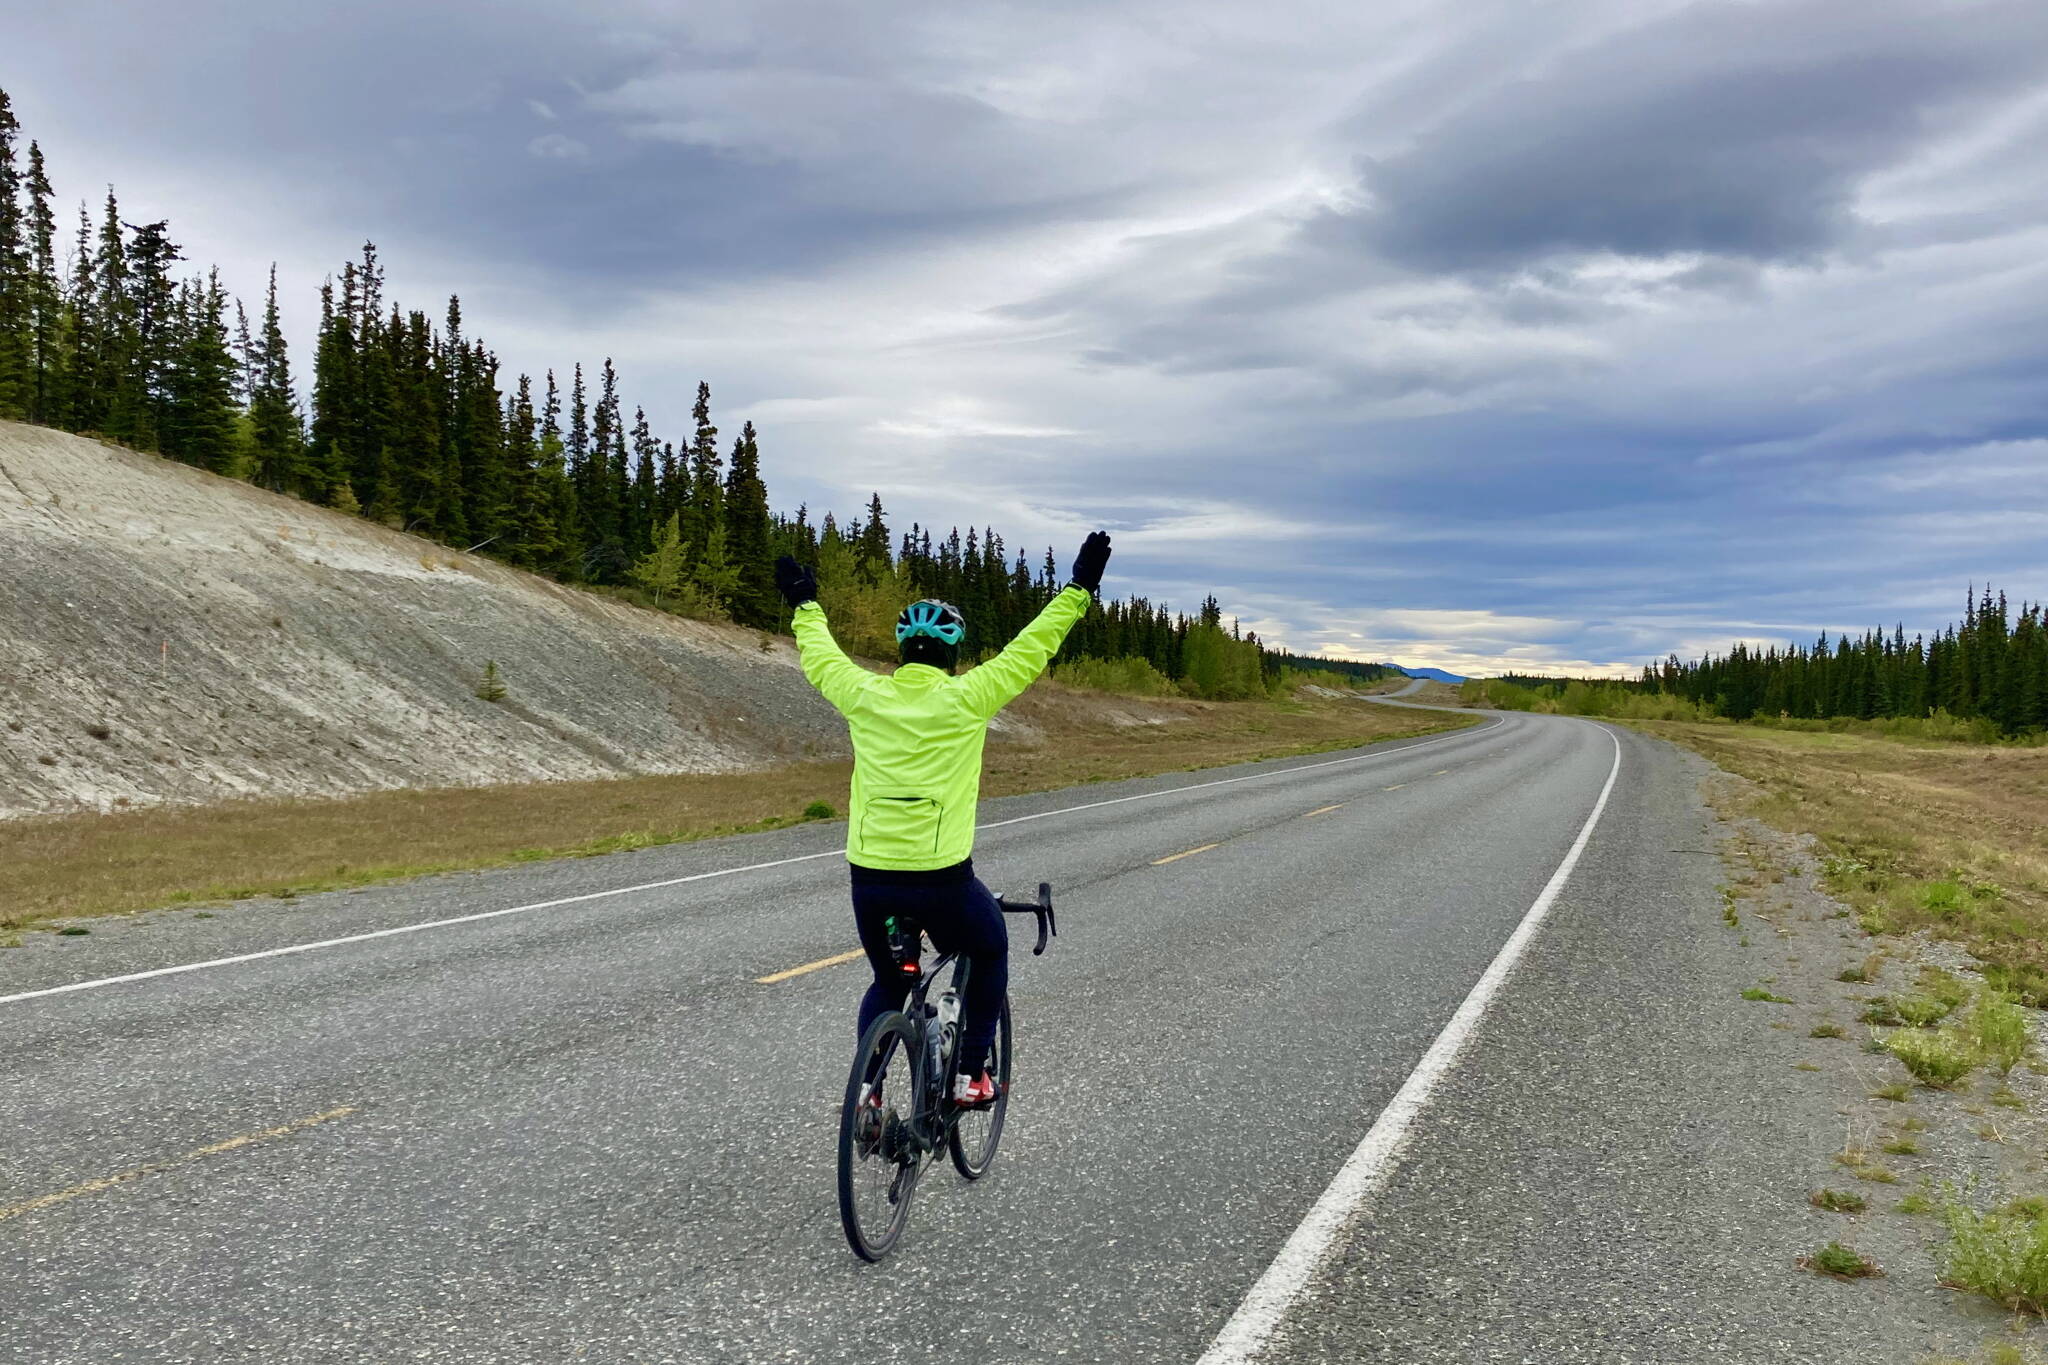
[1458,679,1538,711]
[1984,962,2048,1010]
[802,801,836,821]
[1867,993,1957,1028]
[1940,1195,2048,1314]
[1922,967,1974,1012]
[1964,990,2032,1077]
[1883,1028,1978,1089]
[1051,655,1177,698]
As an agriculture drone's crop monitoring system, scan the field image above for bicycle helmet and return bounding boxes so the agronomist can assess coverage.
[895,598,966,668]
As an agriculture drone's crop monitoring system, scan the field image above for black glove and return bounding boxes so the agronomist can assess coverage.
[775,555,818,608]
[1069,531,1112,593]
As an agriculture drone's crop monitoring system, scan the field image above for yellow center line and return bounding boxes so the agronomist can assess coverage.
[1432,769,1449,775]
[755,947,865,984]
[1303,804,1346,818]
[0,1105,357,1226]
[1152,843,1220,866]
[1383,784,1407,791]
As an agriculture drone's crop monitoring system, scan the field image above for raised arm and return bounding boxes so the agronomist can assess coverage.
[956,532,1112,719]
[778,555,873,713]
[792,602,875,713]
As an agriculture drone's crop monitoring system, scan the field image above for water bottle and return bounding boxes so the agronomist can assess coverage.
[936,990,961,1069]
[925,1001,946,1099]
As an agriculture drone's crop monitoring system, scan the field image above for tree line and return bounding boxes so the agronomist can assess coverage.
[1646,587,2047,735]
[1462,587,2047,739]
[0,86,1386,698]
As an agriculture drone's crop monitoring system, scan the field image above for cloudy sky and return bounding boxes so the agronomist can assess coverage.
[12,0,2048,675]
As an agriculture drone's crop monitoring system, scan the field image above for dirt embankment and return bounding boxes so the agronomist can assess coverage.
[0,423,1213,821]
[0,428,749,812]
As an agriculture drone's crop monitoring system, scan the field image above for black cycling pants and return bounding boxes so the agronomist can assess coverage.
[849,864,1007,1076]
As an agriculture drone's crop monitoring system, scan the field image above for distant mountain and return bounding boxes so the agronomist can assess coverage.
[1393,665,1468,685]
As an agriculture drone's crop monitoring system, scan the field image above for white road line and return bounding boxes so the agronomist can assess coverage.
[1196,723,1623,1365]
[0,718,1502,1009]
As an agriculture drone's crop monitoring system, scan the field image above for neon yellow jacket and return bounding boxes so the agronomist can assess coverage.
[794,586,1093,870]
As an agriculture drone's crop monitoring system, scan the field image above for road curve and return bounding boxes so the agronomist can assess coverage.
[0,712,1863,1363]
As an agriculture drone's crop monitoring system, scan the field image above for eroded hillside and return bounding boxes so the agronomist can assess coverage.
[0,422,853,817]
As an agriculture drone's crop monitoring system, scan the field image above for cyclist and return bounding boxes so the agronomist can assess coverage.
[775,532,1112,1104]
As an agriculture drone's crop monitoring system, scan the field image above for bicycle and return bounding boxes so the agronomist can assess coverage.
[835,882,1057,1262]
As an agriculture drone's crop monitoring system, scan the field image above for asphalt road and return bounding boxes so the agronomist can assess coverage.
[0,710,1898,1363]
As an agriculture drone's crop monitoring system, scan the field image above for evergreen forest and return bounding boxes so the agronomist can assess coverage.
[1466,587,2048,741]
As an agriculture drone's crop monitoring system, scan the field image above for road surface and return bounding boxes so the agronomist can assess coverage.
[0,711,1921,1362]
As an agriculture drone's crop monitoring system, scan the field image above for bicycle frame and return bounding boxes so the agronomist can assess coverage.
[889,883,1054,1154]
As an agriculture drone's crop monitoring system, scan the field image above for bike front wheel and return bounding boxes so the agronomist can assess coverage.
[838,1012,924,1261]
[947,997,1012,1180]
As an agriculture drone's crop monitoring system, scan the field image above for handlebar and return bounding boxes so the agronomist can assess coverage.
[996,882,1057,956]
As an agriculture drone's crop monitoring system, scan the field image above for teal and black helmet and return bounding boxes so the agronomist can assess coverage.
[896,598,966,668]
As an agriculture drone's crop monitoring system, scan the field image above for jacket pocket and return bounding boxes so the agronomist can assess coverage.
[859,796,944,859]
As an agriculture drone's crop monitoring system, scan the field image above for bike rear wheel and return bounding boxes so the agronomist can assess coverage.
[838,1012,924,1261]
[947,997,1012,1180]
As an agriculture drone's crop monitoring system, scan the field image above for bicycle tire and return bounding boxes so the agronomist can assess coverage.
[947,997,1012,1180]
[837,1011,924,1261]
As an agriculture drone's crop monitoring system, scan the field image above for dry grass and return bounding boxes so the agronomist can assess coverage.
[0,693,1468,927]
[1637,721,2048,1003]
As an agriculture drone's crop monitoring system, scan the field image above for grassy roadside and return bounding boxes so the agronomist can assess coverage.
[0,695,1470,932]
[1636,718,2048,1355]
[1633,720,2048,1004]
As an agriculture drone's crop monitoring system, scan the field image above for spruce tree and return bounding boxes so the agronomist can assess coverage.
[538,370,582,579]
[721,419,776,626]
[307,276,357,504]
[159,268,236,472]
[856,492,891,580]
[392,309,448,532]
[60,200,102,432]
[433,296,470,541]
[232,298,255,407]
[502,372,557,569]
[580,357,624,575]
[0,89,28,418]
[629,404,659,556]
[247,264,305,492]
[457,340,507,547]
[89,191,133,438]
[352,247,398,519]
[684,380,721,561]
[116,218,182,449]
[23,142,58,423]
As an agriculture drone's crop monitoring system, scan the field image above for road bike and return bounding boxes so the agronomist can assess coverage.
[835,882,1056,1262]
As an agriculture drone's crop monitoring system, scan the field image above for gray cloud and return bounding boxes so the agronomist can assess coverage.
[9,0,2048,675]
[1350,0,2048,270]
